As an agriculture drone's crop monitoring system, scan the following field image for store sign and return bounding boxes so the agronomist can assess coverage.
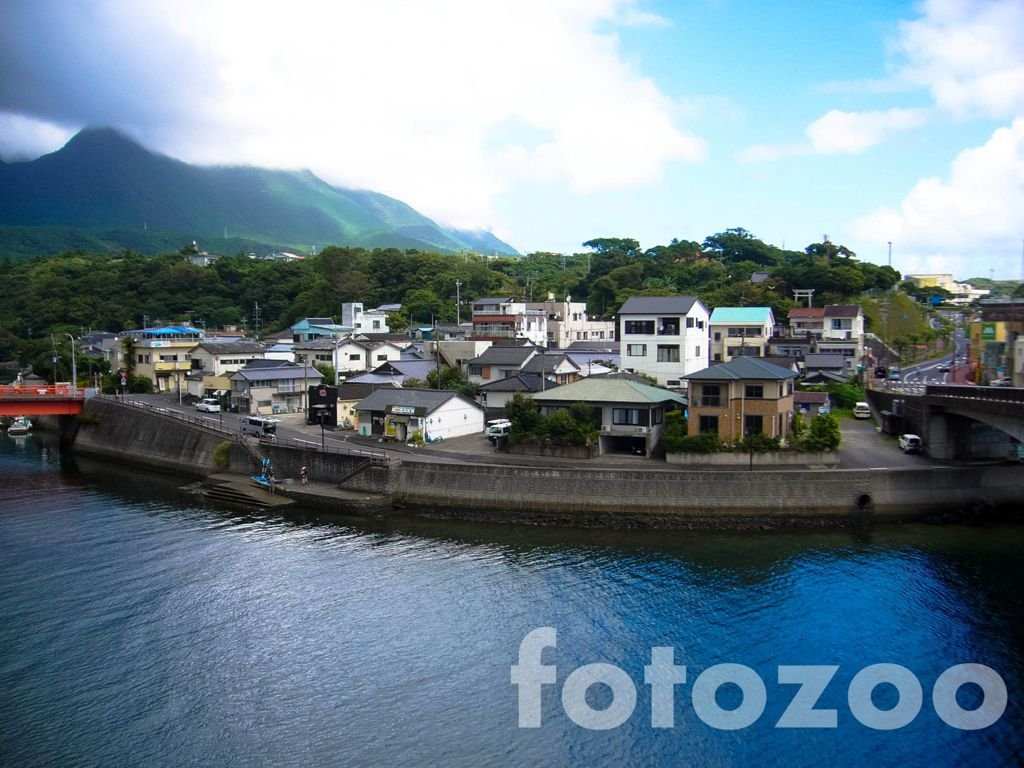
[391,405,416,415]
[981,323,997,341]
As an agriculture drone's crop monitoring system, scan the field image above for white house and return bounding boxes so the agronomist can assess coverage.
[470,296,548,347]
[342,302,391,334]
[617,296,710,387]
[526,294,616,348]
[354,388,485,442]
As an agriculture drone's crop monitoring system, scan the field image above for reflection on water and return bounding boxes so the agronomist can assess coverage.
[1,433,1022,767]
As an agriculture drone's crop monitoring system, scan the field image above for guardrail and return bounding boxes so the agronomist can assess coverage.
[98,394,391,466]
[925,384,1024,404]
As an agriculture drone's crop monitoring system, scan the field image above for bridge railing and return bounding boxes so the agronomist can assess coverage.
[924,385,1024,404]
[0,385,87,400]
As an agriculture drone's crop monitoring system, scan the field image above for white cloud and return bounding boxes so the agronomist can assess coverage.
[0,0,704,232]
[806,108,930,154]
[849,118,1024,277]
[895,0,1024,120]
[0,112,74,160]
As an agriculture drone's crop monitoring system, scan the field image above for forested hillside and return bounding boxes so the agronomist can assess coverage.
[0,228,903,371]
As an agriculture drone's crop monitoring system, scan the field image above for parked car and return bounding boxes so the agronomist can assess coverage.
[241,416,279,440]
[486,419,512,444]
[195,398,221,413]
[852,402,871,419]
[898,434,922,454]
[990,377,1012,387]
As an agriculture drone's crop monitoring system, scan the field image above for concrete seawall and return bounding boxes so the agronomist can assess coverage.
[66,399,1023,527]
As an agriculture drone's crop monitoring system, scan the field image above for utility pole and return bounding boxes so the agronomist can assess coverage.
[888,241,892,268]
[455,278,462,325]
[64,333,77,393]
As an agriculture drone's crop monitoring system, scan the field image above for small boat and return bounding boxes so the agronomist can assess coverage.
[7,416,32,435]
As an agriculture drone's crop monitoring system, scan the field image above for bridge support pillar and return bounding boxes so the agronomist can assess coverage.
[925,411,954,460]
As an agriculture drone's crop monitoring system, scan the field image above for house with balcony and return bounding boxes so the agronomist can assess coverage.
[531,377,686,456]
[788,307,826,338]
[229,359,322,415]
[126,326,203,393]
[470,296,548,347]
[683,357,797,442]
[708,307,776,362]
[290,317,350,342]
[293,337,403,380]
[820,305,865,365]
[617,296,710,387]
[526,293,616,348]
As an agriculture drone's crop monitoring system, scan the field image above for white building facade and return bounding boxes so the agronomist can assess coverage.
[617,296,710,387]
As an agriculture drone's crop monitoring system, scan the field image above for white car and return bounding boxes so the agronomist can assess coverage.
[898,434,922,454]
[195,398,221,413]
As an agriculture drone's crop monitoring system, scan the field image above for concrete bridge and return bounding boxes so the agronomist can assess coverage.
[868,384,1024,461]
[0,385,86,416]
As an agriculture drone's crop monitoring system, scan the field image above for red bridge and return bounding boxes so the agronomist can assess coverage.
[0,385,87,416]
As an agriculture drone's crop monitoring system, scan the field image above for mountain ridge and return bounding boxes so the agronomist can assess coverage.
[0,127,519,259]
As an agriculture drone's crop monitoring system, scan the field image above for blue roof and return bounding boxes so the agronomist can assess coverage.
[709,307,774,323]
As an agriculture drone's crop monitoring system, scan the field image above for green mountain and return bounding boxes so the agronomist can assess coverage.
[0,127,519,259]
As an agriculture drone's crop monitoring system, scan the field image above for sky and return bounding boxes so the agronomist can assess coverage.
[1,0,1023,280]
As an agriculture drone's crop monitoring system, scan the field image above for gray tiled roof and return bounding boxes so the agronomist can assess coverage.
[618,296,703,315]
[195,341,265,356]
[684,357,798,381]
[478,373,551,392]
[354,387,482,413]
[468,347,537,366]
[823,304,862,317]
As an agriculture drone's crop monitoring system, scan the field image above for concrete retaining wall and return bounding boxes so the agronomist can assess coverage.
[666,451,837,467]
[66,399,1024,527]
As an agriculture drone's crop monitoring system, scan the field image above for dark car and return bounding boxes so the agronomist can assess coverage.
[937,364,951,373]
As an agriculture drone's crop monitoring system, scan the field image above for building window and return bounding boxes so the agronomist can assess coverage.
[699,415,718,433]
[656,345,680,362]
[624,320,655,335]
[626,344,647,356]
[658,317,680,335]
[714,331,721,342]
[349,354,361,361]
[613,408,649,426]
[745,385,764,399]
[700,384,721,407]
[695,346,701,358]
[652,408,664,424]
[713,353,722,362]
[744,414,764,436]
[376,354,387,361]
[468,364,483,376]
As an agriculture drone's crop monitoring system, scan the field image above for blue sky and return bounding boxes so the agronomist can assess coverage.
[1,0,1023,280]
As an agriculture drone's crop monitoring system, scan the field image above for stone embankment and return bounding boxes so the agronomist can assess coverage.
[65,398,1023,528]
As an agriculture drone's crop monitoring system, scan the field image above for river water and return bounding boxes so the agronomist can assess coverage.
[1,433,1022,767]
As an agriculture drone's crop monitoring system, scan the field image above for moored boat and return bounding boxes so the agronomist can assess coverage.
[7,416,32,435]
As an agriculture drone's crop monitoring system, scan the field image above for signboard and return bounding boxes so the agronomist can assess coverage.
[391,405,417,415]
[319,388,327,397]
[981,322,997,341]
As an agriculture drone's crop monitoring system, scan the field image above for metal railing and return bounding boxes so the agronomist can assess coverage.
[0,385,86,400]
[97,394,391,466]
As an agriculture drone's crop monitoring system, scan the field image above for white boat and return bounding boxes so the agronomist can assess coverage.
[7,416,32,435]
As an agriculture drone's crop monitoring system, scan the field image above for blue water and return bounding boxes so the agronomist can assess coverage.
[1,433,1022,767]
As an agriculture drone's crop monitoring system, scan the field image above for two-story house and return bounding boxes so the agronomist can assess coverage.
[683,357,797,442]
[229,359,322,415]
[531,376,686,456]
[465,346,539,386]
[293,337,403,382]
[617,296,710,387]
[708,307,776,362]
[820,305,865,365]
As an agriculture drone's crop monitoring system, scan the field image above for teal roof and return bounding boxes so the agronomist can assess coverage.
[709,306,774,323]
[532,377,687,406]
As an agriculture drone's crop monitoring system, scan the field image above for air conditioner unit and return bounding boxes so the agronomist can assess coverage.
[636,426,648,434]
[600,425,611,432]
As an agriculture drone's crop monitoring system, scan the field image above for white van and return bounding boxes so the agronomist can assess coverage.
[852,402,871,419]
[486,419,512,444]
[241,416,279,440]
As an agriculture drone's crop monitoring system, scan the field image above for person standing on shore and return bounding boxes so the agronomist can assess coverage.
[267,470,276,494]
[300,466,309,486]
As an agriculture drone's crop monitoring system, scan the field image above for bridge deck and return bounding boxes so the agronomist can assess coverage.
[0,385,86,416]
